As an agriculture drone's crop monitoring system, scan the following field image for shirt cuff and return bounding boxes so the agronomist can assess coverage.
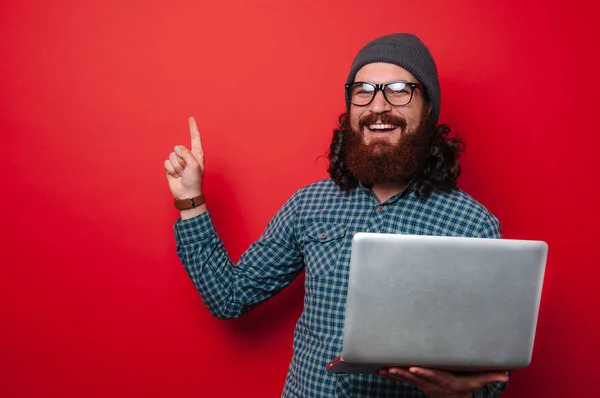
[473,387,485,398]
[173,211,216,246]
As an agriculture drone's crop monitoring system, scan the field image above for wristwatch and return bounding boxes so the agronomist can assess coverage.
[174,194,205,210]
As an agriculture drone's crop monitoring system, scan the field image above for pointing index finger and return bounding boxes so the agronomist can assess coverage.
[188,116,203,160]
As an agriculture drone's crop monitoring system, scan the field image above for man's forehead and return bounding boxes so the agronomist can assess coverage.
[354,62,418,83]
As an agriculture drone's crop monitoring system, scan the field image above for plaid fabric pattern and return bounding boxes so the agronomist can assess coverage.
[175,179,507,397]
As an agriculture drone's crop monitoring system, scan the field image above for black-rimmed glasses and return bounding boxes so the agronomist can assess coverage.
[345,81,422,106]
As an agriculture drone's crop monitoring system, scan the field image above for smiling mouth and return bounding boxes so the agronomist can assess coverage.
[367,123,399,132]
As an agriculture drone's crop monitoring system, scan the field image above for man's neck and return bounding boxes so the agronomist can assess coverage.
[371,183,406,203]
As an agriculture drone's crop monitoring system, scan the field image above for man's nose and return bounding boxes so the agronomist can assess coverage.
[369,90,392,114]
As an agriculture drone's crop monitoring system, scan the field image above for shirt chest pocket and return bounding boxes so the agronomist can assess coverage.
[303,223,347,277]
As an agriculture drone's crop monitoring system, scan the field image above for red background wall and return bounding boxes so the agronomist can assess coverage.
[1,0,598,396]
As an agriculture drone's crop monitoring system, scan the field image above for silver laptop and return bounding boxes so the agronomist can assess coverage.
[326,233,548,374]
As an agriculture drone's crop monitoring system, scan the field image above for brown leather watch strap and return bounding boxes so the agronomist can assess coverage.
[174,194,205,210]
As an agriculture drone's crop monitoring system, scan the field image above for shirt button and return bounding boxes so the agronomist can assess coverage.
[377,205,383,211]
[320,233,327,239]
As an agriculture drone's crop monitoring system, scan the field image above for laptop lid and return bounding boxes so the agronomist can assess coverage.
[327,233,547,373]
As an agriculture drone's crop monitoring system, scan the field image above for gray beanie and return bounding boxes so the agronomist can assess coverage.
[345,33,441,123]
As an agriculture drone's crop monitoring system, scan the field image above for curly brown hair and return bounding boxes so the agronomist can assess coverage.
[327,111,465,198]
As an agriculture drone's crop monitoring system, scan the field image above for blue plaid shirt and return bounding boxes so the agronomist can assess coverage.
[175,179,507,397]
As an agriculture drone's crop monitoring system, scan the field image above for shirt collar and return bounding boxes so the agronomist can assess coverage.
[357,176,418,204]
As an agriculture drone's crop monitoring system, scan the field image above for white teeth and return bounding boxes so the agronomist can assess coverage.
[369,124,396,130]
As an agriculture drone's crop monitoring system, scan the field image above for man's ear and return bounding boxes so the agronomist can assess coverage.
[425,103,433,116]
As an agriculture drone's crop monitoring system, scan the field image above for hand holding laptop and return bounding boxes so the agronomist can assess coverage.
[378,367,509,398]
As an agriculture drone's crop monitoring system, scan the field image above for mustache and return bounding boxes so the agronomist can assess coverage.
[358,112,407,132]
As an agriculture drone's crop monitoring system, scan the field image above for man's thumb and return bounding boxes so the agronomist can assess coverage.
[174,145,198,166]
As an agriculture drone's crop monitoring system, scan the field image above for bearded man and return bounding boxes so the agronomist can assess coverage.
[163,33,510,397]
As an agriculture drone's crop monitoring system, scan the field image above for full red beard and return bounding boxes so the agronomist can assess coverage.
[345,112,431,188]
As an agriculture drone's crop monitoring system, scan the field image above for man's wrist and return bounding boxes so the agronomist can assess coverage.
[180,203,207,220]
[174,193,205,210]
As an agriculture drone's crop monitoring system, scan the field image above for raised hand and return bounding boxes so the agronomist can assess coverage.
[164,117,205,201]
